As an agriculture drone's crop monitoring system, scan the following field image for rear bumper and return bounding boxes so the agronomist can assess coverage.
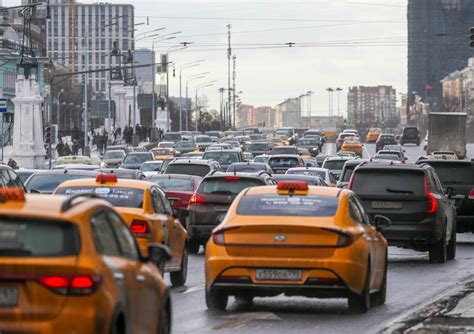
[381,222,439,250]
[187,224,216,241]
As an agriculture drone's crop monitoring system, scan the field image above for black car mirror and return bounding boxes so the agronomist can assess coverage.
[374,215,391,231]
[146,243,171,264]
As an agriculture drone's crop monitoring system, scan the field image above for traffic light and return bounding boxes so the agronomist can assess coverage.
[344,119,348,126]
[469,27,474,47]
[44,126,51,145]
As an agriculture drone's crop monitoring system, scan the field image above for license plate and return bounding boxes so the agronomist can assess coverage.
[214,205,229,212]
[372,201,402,209]
[0,287,18,307]
[275,170,286,174]
[256,269,302,281]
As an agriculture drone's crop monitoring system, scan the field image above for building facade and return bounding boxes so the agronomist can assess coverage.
[347,86,397,130]
[275,98,301,128]
[408,0,474,105]
[46,0,134,93]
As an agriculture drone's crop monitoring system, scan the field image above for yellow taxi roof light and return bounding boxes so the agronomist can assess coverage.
[96,174,118,184]
[0,188,26,202]
[277,181,309,191]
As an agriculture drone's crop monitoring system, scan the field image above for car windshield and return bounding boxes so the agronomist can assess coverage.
[351,170,425,196]
[199,178,263,195]
[237,194,338,217]
[195,136,212,143]
[150,178,195,191]
[176,142,195,148]
[427,163,474,185]
[104,151,124,159]
[247,143,268,151]
[203,152,239,165]
[25,174,96,192]
[165,164,211,177]
[0,218,79,257]
[268,157,299,168]
[254,156,270,163]
[123,154,151,164]
[140,162,162,172]
[323,160,347,170]
[55,186,145,208]
[227,164,268,173]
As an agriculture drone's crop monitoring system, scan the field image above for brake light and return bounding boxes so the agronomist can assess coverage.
[0,188,25,202]
[424,177,438,214]
[130,220,151,237]
[321,228,354,247]
[224,176,241,181]
[38,275,100,295]
[469,189,474,200]
[277,181,309,191]
[212,226,240,246]
[96,174,118,184]
[189,194,206,206]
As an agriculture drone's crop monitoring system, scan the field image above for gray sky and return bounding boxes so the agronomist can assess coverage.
[4,0,408,115]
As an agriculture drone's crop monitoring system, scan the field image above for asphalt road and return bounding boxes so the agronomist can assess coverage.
[165,143,474,334]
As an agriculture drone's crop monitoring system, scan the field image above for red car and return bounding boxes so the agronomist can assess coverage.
[149,174,202,220]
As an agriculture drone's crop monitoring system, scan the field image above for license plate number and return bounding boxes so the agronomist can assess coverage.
[0,287,18,307]
[256,269,302,281]
[372,201,402,209]
[214,206,229,212]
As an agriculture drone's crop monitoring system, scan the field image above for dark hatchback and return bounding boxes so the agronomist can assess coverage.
[349,163,457,263]
[419,160,474,233]
[296,138,321,156]
[245,142,271,157]
[375,134,398,152]
[401,126,421,146]
[186,172,275,254]
[267,155,304,174]
[120,152,154,170]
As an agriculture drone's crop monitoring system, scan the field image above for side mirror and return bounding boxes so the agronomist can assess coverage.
[146,243,171,264]
[373,215,391,232]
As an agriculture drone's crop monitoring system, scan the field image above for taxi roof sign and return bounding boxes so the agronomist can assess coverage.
[0,188,26,202]
[96,174,118,184]
[277,181,309,191]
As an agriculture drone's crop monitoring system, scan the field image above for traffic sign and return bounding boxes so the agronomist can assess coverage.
[0,99,7,113]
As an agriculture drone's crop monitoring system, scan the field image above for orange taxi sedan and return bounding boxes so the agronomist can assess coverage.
[341,138,364,157]
[152,147,175,160]
[205,182,390,313]
[0,188,171,334]
[54,174,189,286]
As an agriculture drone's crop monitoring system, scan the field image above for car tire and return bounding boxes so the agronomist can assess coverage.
[370,252,387,307]
[429,229,447,264]
[158,293,171,334]
[447,221,457,261]
[188,238,200,254]
[348,262,370,314]
[170,247,188,287]
[109,313,126,334]
[205,289,228,311]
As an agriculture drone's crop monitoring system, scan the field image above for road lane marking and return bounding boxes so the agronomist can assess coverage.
[214,312,281,330]
[182,284,205,294]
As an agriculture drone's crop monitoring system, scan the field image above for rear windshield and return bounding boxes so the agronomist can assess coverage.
[323,160,346,170]
[150,178,195,191]
[380,135,394,141]
[55,187,144,208]
[297,139,318,146]
[176,142,195,148]
[287,169,326,179]
[351,170,425,196]
[195,136,212,143]
[340,134,355,139]
[227,164,268,173]
[104,151,124,159]
[203,152,240,165]
[272,147,298,154]
[428,163,474,185]
[123,154,152,164]
[268,157,299,168]
[165,164,211,177]
[152,149,171,156]
[164,133,181,141]
[247,143,269,151]
[26,174,95,192]
[237,194,338,217]
[254,156,270,163]
[0,219,79,257]
[404,128,419,136]
[199,178,264,196]
[140,162,162,172]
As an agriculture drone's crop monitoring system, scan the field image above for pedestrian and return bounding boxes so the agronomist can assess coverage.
[62,142,72,156]
[56,139,64,157]
[72,139,80,156]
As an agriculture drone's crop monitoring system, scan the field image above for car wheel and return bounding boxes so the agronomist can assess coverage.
[205,289,228,311]
[158,295,171,334]
[348,262,370,313]
[429,229,447,264]
[109,314,126,334]
[370,252,387,307]
[447,221,457,261]
[188,239,200,254]
[170,247,188,287]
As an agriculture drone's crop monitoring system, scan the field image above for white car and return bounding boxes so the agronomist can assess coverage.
[140,160,163,178]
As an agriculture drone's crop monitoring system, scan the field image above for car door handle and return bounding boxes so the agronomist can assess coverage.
[136,274,146,282]
[113,272,124,281]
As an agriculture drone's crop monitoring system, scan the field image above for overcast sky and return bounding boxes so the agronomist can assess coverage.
[4,0,408,115]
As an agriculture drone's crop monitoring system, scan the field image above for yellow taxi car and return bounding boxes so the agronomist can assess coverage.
[151,147,175,161]
[54,174,189,286]
[0,188,171,333]
[367,128,382,143]
[205,182,390,313]
[341,138,364,157]
[428,151,458,161]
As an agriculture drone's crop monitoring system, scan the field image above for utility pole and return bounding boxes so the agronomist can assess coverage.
[232,55,236,129]
[227,24,232,129]
[83,30,89,156]
[336,88,343,117]
[219,88,225,130]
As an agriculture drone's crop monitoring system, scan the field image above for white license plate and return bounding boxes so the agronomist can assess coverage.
[372,201,402,209]
[275,170,286,174]
[214,206,229,212]
[256,269,302,281]
[0,287,18,307]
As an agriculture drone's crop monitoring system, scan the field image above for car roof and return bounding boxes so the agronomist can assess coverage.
[150,173,200,180]
[29,170,98,176]
[230,162,267,166]
[245,185,343,197]
[204,149,240,153]
[420,160,472,166]
[268,154,301,159]
[204,172,270,179]
[56,177,153,190]
[344,159,370,166]
[273,145,297,149]
[272,174,322,181]
[105,149,125,153]
[168,159,215,165]
[324,156,354,161]
[356,162,425,172]
[288,167,328,172]
[126,152,152,155]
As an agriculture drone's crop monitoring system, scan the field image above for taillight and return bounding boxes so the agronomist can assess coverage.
[224,176,241,181]
[130,220,151,237]
[39,275,100,295]
[469,189,474,200]
[424,177,438,214]
[189,194,206,206]
[321,228,354,247]
[212,226,240,246]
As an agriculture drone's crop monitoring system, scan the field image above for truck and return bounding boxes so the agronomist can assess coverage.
[427,112,467,159]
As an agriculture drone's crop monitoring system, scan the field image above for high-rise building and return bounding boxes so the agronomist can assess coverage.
[408,0,474,103]
[46,0,134,93]
[275,98,301,128]
[347,86,397,129]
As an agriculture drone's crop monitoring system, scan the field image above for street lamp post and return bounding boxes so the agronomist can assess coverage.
[336,88,343,117]
[326,88,334,117]
[185,73,209,131]
[195,81,217,132]
[57,88,64,132]
[179,60,204,131]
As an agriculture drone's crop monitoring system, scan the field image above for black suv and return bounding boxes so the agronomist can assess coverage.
[164,159,222,177]
[349,163,457,263]
[375,134,397,152]
[401,126,421,146]
[186,171,275,253]
[419,160,474,233]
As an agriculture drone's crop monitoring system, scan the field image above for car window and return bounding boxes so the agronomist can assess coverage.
[351,170,425,196]
[89,212,121,256]
[426,169,442,194]
[0,169,13,188]
[165,164,211,177]
[157,188,174,216]
[349,197,364,224]
[106,210,139,260]
[199,178,264,196]
[7,170,24,188]
[151,189,166,214]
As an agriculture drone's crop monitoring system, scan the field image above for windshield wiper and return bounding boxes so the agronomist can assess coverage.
[386,188,414,194]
